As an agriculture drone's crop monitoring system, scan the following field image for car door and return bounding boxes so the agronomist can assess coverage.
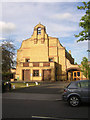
[80,81,90,102]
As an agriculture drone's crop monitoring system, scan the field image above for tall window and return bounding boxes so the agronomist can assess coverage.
[33,70,39,76]
[37,27,41,35]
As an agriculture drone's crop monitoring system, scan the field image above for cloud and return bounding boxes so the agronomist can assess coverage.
[63,40,88,52]
[1,2,87,64]
[51,13,72,20]
[1,3,80,38]
[62,40,88,64]
[50,12,84,23]
[0,21,16,34]
[0,37,6,40]
[1,0,88,2]
[16,38,25,42]
[46,22,78,37]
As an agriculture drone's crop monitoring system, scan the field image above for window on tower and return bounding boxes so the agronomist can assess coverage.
[37,27,41,35]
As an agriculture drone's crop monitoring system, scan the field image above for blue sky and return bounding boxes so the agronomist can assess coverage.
[0,0,89,64]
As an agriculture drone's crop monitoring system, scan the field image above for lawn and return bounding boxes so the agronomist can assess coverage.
[11,82,40,89]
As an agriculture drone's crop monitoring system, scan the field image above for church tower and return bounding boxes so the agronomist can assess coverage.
[32,23,47,44]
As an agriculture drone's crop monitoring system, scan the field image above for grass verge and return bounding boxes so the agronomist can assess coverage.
[11,82,40,89]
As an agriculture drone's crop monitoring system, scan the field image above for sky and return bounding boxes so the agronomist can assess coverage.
[0,0,89,64]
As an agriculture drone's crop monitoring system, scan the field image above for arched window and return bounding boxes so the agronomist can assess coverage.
[37,27,41,35]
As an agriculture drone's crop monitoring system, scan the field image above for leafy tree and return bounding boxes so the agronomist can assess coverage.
[87,49,90,52]
[74,62,78,65]
[75,1,90,42]
[1,41,15,73]
[79,57,90,79]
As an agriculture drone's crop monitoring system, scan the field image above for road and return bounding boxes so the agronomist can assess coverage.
[2,81,89,120]
[2,98,89,119]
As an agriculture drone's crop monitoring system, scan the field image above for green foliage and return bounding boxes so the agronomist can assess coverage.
[11,82,40,89]
[75,1,90,42]
[1,41,15,74]
[74,62,78,65]
[87,50,90,52]
[2,72,12,81]
[79,57,90,79]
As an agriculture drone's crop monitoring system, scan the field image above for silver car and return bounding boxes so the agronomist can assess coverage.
[62,80,90,107]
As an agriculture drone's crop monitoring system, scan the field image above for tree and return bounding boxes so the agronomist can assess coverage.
[75,1,90,42]
[74,62,78,65]
[79,57,90,79]
[1,41,15,73]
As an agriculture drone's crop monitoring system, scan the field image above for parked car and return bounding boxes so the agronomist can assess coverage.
[62,80,90,107]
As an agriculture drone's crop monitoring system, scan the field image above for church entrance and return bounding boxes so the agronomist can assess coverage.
[42,69,51,81]
[22,69,30,81]
[73,71,81,80]
[67,67,81,81]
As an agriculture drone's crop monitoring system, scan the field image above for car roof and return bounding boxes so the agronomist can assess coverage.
[71,80,90,83]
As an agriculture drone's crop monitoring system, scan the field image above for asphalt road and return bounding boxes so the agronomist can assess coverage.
[2,98,89,120]
[2,81,89,120]
[9,81,67,94]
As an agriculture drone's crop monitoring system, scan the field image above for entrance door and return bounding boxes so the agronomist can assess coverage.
[22,70,30,81]
[73,71,81,80]
[43,69,51,81]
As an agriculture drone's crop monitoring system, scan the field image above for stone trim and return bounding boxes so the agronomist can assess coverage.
[49,46,57,48]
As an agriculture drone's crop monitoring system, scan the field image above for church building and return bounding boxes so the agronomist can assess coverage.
[14,23,84,82]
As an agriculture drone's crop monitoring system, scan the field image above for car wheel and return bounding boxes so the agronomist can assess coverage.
[68,96,80,107]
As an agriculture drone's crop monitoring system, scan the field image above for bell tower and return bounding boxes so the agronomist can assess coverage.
[33,23,46,44]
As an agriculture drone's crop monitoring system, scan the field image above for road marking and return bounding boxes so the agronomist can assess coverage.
[32,116,87,120]
[32,116,59,119]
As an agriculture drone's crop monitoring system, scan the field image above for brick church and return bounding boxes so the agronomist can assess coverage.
[11,23,85,82]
